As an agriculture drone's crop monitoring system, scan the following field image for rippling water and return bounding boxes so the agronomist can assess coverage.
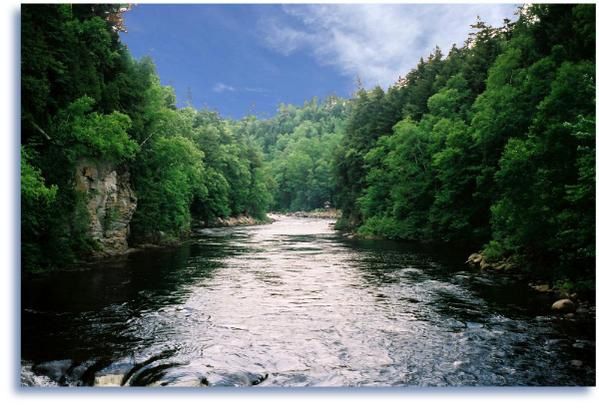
[21,216,595,387]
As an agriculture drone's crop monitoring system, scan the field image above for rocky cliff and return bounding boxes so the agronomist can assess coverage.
[74,160,137,256]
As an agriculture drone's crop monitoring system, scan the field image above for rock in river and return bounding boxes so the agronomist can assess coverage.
[94,373,125,387]
[551,299,576,313]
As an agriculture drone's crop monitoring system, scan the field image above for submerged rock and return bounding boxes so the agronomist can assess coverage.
[551,299,576,313]
[92,359,136,386]
[209,371,269,387]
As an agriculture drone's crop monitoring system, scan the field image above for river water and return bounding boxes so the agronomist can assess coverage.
[21,216,595,387]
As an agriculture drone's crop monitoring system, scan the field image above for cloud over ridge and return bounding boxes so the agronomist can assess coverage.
[263,4,517,89]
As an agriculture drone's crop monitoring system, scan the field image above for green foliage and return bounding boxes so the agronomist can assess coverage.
[358,216,405,239]
[192,168,231,223]
[482,240,505,263]
[21,4,140,271]
[554,277,595,294]
[20,2,596,288]
[21,149,58,272]
[50,96,138,163]
[132,135,206,240]
[489,59,595,275]
[21,149,57,206]
[131,101,273,239]
[358,119,435,240]
[243,98,348,211]
[334,3,595,283]
[22,4,276,270]
[335,88,394,222]
[189,109,272,220]
[428,118,483,242]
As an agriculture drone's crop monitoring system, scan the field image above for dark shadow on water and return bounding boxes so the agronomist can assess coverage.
[21,233,244,365]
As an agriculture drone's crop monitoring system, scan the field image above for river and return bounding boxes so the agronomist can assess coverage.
[21,216,595,387]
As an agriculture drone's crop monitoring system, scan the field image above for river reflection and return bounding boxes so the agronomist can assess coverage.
[21,216,595,386]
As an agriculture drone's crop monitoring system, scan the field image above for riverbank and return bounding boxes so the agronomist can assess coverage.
[127,215,274,253]
[202,214,274,228]
[25,214,275,274]
[337,225,595,302]
[465,251,595,300]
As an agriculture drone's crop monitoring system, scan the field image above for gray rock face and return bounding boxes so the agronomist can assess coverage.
[74,160,137,256]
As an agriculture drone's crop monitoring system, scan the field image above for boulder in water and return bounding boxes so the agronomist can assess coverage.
[551,299,576,313]
[92,359,135,386]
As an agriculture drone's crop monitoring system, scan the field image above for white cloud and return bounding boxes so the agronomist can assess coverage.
[213,82,269,94]
[213,82,236,93]
[262,24,313,55]
[262,4,518,89]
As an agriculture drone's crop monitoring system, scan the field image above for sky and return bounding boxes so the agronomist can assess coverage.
[120,3,519,119]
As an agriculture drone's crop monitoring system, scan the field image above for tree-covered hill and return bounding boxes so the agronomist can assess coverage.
[335,4,595,284]
[21,4,595,289]
[21,5,272,271]
[241,97,349,211]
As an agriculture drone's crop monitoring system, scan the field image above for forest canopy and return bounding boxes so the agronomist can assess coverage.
[21,4,595,288]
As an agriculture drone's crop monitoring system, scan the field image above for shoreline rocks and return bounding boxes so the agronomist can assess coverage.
[466,252,517,273]
[273,209,340,219]
[531,284,552,293]
[551,298,576,314]
[466,252,594,318]
[208,214,272,227]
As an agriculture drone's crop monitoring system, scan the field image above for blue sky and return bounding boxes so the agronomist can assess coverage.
[120,3,519,119]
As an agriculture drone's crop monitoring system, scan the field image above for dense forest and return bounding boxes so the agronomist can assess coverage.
[243,97,348,211]
[334,3,595,287]
[21,4,595,290]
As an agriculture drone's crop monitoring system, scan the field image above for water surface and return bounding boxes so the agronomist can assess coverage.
[21,216,595,386]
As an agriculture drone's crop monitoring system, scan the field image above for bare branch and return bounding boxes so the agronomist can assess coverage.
[30,120,53,141]
[139,131,156,147]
